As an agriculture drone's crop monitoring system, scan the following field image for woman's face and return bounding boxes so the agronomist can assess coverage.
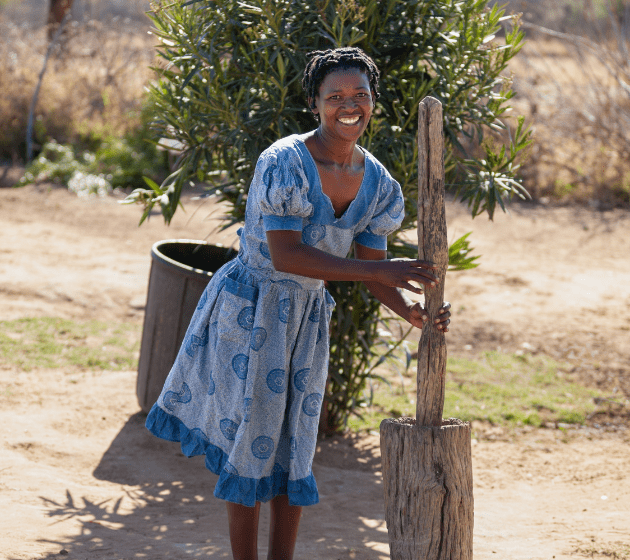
[312,67,374,142]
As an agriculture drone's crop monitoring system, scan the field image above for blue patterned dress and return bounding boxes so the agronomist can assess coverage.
[145,133,404,506]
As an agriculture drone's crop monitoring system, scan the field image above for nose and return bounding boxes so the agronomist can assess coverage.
[341,96,358,109]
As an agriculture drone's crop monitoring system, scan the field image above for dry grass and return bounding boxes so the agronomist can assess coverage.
[0,15,158,161]
[509,35,630,208]
[1,3,630,208]
[501,0,630,208]
[575,541,630,559]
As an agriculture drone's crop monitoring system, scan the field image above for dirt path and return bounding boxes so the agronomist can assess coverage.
[1,183,629,559]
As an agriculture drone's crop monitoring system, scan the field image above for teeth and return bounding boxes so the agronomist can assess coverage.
[339,116,360,125]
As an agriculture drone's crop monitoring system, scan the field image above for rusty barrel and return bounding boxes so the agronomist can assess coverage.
[136,239,235,413]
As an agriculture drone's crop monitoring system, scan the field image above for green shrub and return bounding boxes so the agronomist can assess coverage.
[20,140,86,186]
[126,0,531,433]
[20,103,170,195]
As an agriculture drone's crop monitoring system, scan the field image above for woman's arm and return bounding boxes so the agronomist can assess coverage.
[266,230,439,294]
[266,230,382,282]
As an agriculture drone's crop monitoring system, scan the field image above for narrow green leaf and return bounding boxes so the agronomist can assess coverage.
[143,176,163,194]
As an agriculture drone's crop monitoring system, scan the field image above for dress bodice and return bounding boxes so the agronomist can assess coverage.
[236,133,405,278]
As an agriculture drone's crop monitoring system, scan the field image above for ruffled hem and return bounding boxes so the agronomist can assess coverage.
[145,404,319,507]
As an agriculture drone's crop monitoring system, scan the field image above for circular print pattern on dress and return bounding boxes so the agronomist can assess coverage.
[237,306,256,331]
[266,369,286,394]
[163,382,192,412]
[293,368,309,392]
[185,327,209,358]
[386,196,404,219]
[232,354,249,380]
[251,435,274,460]
[220,418,239,441]
[302,393,322,417]
[308,297,321,323]
[262,160,280,187]
[289,436,297,459]
[250,327,267,351]
[302,224,326,246]
[274,279,302,290]
[278,298,291,323]
[224,461,239,475]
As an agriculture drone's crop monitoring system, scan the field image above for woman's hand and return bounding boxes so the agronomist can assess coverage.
[371,258,439,295]
[407,301,451,331]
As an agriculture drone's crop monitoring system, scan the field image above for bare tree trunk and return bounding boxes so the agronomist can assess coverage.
[380,97,474,560]
[380,418,473,560]
[47,0,74,41]
[27,14,70,162]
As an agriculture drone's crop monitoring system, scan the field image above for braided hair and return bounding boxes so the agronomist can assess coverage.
[302,47,380,115]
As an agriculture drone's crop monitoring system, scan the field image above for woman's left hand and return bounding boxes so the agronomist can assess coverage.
[407,301,451,331]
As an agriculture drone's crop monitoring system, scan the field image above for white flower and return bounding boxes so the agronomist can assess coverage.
[67,171,112,198]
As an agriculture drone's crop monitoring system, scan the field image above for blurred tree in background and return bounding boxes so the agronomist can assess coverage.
[126,0,532,433]
[47,0,73,39]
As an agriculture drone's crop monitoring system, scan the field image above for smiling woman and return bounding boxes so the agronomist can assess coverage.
[314,68,372,135]
[144,45,451,560]
[305,68,372,217]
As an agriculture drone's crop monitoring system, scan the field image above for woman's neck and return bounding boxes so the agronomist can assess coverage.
[313,127,358,168]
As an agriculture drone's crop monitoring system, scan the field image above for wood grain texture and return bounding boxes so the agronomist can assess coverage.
[380,418,473,560]
[416,97,448,427]
[380,97,473,560]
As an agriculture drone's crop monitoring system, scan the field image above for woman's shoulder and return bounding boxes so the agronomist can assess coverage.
[259,134,308,163]
[360,146,400,190]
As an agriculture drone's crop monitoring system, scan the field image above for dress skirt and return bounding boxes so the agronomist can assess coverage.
[145,257,335,507]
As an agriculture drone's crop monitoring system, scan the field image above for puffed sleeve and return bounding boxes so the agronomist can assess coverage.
[354,170,404,251]
[254,146,313,232]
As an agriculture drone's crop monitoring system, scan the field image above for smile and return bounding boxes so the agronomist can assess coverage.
[338,116,361,125]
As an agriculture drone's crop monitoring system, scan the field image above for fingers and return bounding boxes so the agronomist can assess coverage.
[391,259,440,284]
[434,302,451,332]
[410,302,450,317]
[435,319,450,332]
[411,259,438,269]
[409,260,439,284]
[409,301,451,332]
[411,273,439,287]
[435,309,451,323]
[409,312,449,332]
[392,258,437,269]
[400,281,425,296]
[405,266,439,287]
[409,302,429,323]
[380,259,440,290]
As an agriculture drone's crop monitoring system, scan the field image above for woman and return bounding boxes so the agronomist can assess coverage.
[146,47,451,560]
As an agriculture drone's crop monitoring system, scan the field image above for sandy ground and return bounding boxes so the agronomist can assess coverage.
[1,181,630,560]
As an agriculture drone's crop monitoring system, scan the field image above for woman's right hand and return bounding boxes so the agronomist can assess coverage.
[370,258,439,295]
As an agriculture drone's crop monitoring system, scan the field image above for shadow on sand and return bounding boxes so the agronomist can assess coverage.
[25,412,390,559]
